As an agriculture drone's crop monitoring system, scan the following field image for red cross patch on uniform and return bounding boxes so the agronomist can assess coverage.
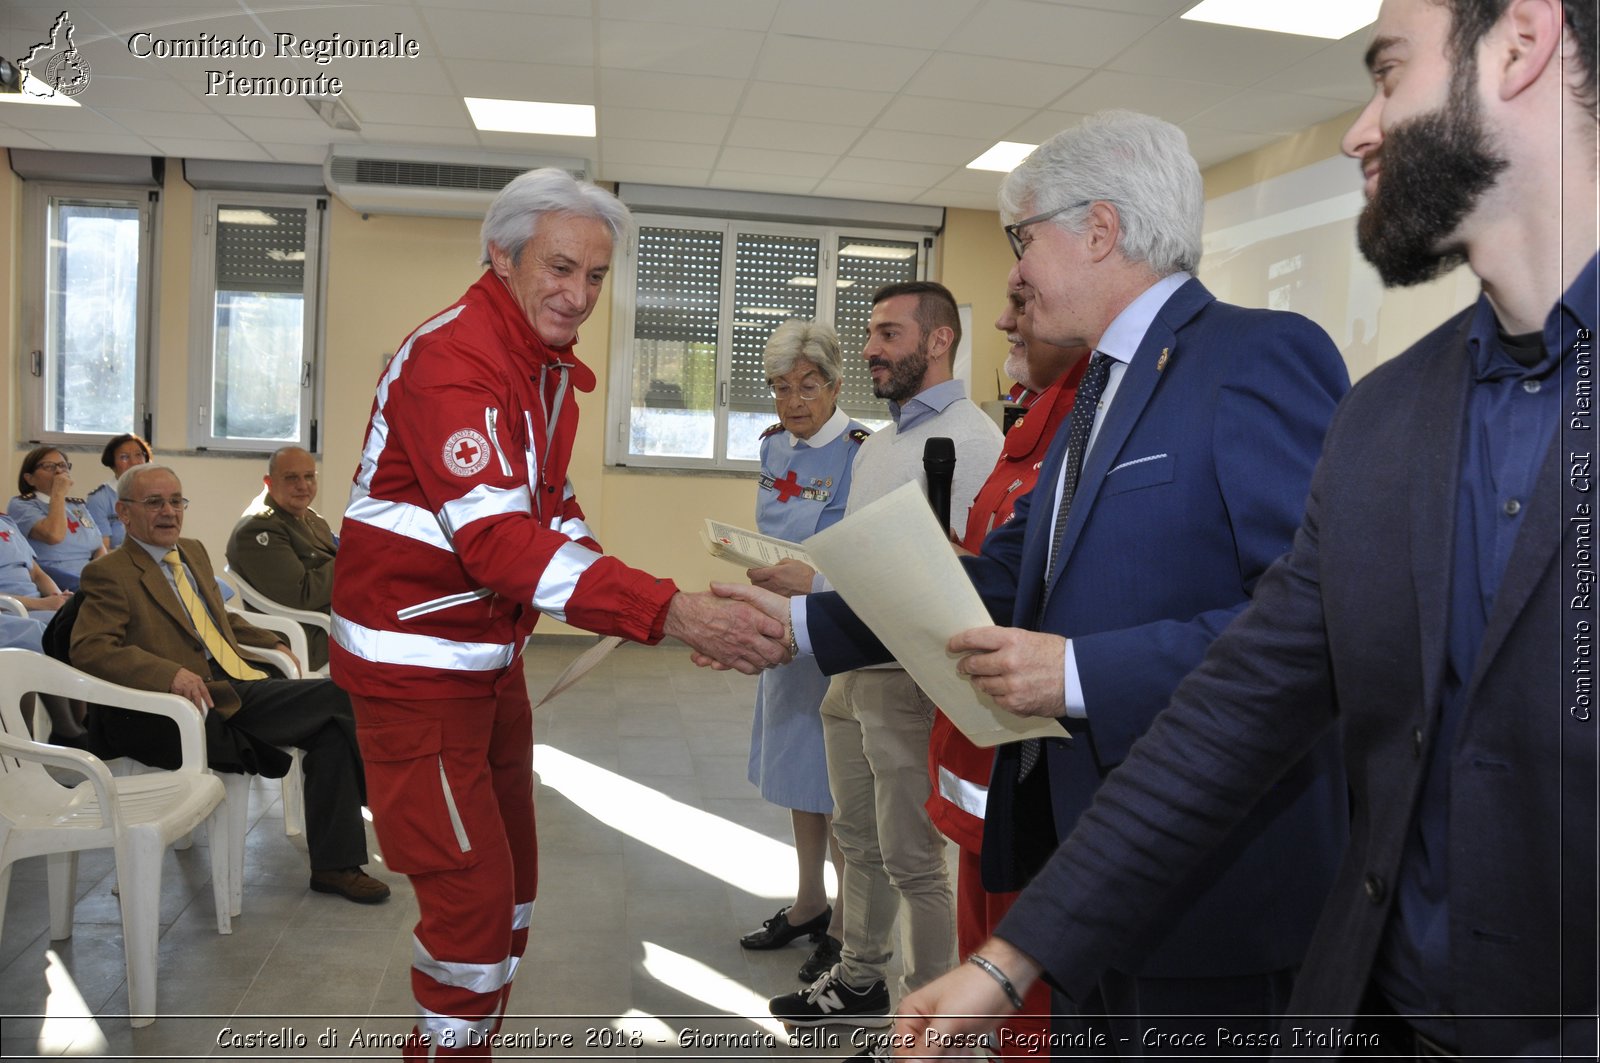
[443,428,492,477]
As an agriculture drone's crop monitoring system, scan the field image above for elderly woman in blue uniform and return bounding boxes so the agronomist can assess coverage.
[738,318,870,983]
[86,433,151,550]
[8,446,106,591]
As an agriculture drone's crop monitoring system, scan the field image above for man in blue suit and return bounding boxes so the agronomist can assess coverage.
[896,1,1597,1059]
[725,110,1351,1051]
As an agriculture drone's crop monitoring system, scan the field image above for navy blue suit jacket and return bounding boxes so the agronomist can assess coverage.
[995,303,1596,1056]
[809,277,1351,979]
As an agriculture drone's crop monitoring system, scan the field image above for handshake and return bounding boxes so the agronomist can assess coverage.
[661,572,795,676]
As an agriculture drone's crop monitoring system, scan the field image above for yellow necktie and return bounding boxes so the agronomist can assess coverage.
[163,549,266,681]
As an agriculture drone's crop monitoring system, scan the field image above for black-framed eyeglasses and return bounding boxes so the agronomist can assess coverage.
[33,460,72,473]
[1003,201,1091,259]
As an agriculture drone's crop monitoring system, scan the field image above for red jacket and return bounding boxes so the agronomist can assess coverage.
[330,271,679,699]
[927,363,1086,851]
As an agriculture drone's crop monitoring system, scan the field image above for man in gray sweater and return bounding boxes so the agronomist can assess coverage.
[762,280,1003,1028]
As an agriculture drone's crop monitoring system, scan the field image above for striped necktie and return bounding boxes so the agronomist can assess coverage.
[163,549,266,682]
[1020,351,1113,780]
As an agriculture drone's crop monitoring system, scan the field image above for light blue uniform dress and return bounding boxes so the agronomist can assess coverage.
[0,514,55,621]
[86,483,125,548]
[749,408,869,812]
[6,494,100,591]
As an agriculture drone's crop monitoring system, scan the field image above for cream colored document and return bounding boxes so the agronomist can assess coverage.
[702,518,813,570]
[536,635,623,708]
[803,482,1069,749]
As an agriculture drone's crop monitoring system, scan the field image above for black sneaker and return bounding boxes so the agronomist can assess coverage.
[798,934,842,982]
[769,969,890,1028]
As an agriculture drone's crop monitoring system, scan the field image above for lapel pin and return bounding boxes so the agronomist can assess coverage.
[1156,347,1170,373]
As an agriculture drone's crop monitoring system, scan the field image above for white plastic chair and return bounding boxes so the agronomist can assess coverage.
[0,594,26,618]
[233,612,309,843]
[0,648,232,1028]
[221,565,331,678]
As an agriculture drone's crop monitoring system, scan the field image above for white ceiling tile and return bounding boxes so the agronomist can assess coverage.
[770,0,981,49]
[247,5,431,39]
[422,10,592,64]
[177,88,309,119]
[412,0,589,13]
[1107,20,1325,86]
[1187,91,1356,137]
[1031,0,1191,15]
[1181,125,1278,168]
[601,138,718,168]
[828,156,952,187]
[950,0,1160,67]
[754,34,930,95]
[903,53,1089,107]
[707,170,820,195]
[812,179,936,203]
[340,91,471,127]
[738,82,892,126]
[916,188,999,209]
[443,60,595,103]
[474,131,598,157]
[600,69,746,114]
[0,127,53,150]
[850,129,990,166]
[597,0,779,31]
[1048,70,1240,125]
[1254,34,1374,103]
[79,76,213,113]
[932,168,1006,195]
[32,131,158,153]
[1003,110,1091,142]
[323,56,457,95]
[0,103,129,133]
[873,96,1033,139]
[358,123,483,147]
[146,137,273,160]
[225,115,366,144]
[600,107,731,145]
[98,108,245,138]
[726,116,861,155]
[600,162,712,186]
[596,21,765,79]
[259,142,333,164]
[716,145,836,178]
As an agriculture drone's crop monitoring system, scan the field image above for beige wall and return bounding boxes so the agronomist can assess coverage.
[3,114,1474,634]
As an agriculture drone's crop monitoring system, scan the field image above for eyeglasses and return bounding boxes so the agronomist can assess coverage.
[33,461,72,473]
[1003,201,1091,260]
[131,496,189,512]
[770,382,829,401]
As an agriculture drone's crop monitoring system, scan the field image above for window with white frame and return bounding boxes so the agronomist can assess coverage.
[18,182,157,443]
[606,215,926,471]
[189,191,326,451]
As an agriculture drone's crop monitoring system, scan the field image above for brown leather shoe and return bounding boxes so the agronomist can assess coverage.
[309,866,391,904]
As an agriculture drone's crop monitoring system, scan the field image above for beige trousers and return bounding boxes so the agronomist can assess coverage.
[821,669,957,996]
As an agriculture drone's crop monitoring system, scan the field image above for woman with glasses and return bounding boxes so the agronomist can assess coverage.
[738,319,869,983]
[85,433,151,551]
[8,446,106,591]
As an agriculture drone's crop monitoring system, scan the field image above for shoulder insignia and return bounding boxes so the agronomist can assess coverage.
[759,422,786,440]
[256,532,270,547]
[848,428,871,444]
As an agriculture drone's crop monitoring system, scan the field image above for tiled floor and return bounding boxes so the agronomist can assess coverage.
[1,640,917,1059]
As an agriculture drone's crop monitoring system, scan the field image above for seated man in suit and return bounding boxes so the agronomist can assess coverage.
[226,446,337,670]
[72,463,387,905]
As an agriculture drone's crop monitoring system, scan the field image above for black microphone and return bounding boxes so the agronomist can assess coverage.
[923,436,956,535]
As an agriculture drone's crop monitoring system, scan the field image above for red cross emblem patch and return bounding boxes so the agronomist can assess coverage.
[443,428,492,477]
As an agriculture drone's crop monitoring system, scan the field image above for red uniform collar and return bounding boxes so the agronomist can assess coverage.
[471,270,598,393]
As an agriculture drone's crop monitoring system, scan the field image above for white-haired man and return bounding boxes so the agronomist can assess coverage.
[332,169,789,1058]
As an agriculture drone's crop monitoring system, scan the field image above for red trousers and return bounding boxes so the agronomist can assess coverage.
[352,667,537,1060]
[956,848,1052,1060]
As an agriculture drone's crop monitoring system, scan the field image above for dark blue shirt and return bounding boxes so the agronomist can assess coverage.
[1376,252,1599,1043]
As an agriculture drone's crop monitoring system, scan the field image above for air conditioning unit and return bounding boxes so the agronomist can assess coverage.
[324,145,590,218]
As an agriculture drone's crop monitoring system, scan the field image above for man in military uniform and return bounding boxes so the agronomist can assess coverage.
[227,446,337,670]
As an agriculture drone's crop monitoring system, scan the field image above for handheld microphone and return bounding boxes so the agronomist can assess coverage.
[923,436,956,534]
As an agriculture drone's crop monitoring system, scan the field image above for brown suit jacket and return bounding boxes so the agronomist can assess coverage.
[71,537,282,718]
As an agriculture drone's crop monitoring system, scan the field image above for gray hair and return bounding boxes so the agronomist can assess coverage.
[117,463,180,501]
[999,110,1203,277]
[763,319,844,385]
[479,168,632,267]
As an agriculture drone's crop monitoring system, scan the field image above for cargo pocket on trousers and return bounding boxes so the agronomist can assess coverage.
[356,719,475,875]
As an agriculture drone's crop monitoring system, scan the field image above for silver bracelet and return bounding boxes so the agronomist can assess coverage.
[967,953,1025,1010]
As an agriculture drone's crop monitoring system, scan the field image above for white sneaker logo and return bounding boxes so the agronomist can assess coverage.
[812,987,846,1014]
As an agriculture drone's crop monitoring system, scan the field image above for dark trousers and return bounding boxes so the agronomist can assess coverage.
[224,675,369,871]
[1050,968,1296,1060]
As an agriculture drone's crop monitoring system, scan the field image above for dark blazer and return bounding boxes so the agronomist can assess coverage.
[997,305,1596,1057]
[71,537,288,774]
[808,277,1351,978]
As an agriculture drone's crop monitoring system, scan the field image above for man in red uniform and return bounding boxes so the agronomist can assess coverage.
[331,169,788,1059]
[924,284,1087,1058]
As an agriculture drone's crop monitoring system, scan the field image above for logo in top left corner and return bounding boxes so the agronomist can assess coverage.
[3,11,91,100]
